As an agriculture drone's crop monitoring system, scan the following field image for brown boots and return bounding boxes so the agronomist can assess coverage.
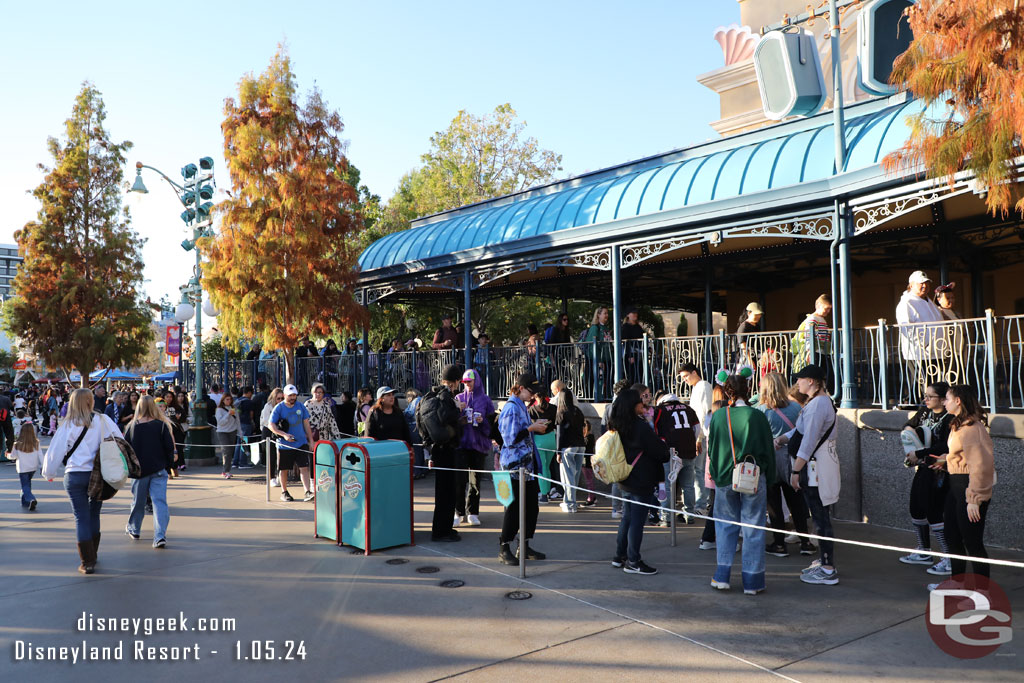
[76,541,96,574]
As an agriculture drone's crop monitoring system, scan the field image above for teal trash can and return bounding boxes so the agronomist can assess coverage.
[314,437,373,544]
[339,440,415,555]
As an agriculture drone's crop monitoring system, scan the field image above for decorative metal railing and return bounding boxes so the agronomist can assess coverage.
[179,312,1016,411]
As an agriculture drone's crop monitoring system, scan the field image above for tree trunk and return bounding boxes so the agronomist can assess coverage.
[283,348,295,386]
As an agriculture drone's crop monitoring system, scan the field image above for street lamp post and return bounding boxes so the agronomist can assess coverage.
[131,157,217,462]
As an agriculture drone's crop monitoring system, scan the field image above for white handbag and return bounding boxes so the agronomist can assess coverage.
[727,408,760,495]
[99,419,131,489]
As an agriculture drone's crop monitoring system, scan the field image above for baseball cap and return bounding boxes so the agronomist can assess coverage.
[908,270,931,284]
[657,393,680,405]
[516,373,541,394]
[935,281,955,294]
[376,386,395,400]
[746,302,764,315]
[283,384,298,396]
[461,369,479,383]
[793,365,825,381]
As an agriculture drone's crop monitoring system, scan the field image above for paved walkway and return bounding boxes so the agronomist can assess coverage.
[1,462,1021,682]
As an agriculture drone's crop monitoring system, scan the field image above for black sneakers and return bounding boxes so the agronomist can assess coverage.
[766,542,790,557]
[623,560,658,575]
[303,490,315,502]
[280,491,294,502]
[611,556,626,568]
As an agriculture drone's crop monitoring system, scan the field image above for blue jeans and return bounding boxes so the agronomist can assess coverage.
[615,491,649,563]
[713,475,768,591]
[611,483,623,513]
[559,447,584,510]
[661,459,696,521]
[64,471,102,543]
[20,471,36,507]
[128,471,169,544]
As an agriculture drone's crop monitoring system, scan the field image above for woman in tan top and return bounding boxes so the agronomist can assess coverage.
[930,385,994,584]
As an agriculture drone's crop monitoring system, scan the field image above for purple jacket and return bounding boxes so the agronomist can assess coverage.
[456,388,495,453]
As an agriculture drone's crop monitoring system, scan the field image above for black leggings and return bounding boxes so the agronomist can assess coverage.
[501,478,540,544]
[909,464,948,524]
[767,481,809,545]
[944,474,990,578]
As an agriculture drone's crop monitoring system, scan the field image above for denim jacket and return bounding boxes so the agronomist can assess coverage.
[498,395,540,477]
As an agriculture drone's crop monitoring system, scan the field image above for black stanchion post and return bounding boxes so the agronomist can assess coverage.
[519,466,526,579]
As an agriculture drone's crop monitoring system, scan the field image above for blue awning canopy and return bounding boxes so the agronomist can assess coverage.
[359,95,929,275]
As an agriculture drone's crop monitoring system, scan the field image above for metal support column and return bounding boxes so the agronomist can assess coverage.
[611,245,623,383]
[704,266,713,336]
[361,327,369,389]
[838,202,856,409]
[463,271,473,370]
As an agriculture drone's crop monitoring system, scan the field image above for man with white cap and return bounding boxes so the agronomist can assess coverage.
[267,384,315,502]
[652,393,702,524]
[454,368,496,527]
[896,270,945,363]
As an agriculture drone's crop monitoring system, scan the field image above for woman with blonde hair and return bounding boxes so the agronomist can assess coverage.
[42,388,121,574]
[125,396,176,548]
[583,306,612,400]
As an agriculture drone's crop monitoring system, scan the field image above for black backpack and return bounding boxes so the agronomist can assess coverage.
[416,388,456,447]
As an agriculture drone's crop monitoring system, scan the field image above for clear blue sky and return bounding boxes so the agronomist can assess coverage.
[0,0,733,310]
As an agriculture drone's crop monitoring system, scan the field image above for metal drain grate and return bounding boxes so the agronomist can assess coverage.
[415,566,440,574]
[385,558,409,565]
[439,579,465,588]
[505,590,532,600]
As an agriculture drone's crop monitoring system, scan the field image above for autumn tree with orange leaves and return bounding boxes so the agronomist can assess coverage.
[884,0,1024,215]
[7,83,152,386]
[202,49,367,384]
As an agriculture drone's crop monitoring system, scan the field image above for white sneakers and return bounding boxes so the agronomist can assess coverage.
[927,558,952,575]
[269,477,279,487]
[454,515,481,526]
[453,515,463,528]
[466,515,481,527]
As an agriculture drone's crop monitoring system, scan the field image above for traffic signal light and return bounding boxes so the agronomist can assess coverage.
[753,29,826,120]
[858,0,915,96]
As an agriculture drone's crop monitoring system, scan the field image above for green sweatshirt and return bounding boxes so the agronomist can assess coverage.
[707,404,776,488]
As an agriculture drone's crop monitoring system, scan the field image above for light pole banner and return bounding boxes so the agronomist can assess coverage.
[165,326,181,367]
